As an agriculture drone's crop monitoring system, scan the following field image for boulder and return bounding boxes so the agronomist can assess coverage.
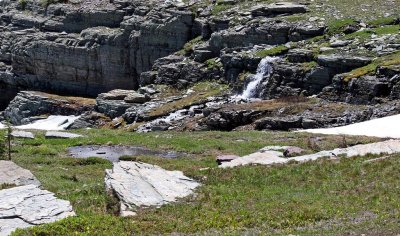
[0,185,75,235]
[105,161,200,216]
[0,161,40,187]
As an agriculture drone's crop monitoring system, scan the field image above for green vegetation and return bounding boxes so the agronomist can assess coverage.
[178,36,203,56]
[205,58,223,70]
[343,51,400,82]
[0,183,17,190]
[18,0,27,10]
[6,128,398,235]
[326,18,358,35]
[255,45,289,58]
[368,16,398,27]
[345,24,400,41]
[300,61,319,72]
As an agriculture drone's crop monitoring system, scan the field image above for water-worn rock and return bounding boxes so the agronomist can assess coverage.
[220,140,400,168]
[105,161,200,216]
[0,185,75,235]
[45,131,83,139]
[0,161,40,186]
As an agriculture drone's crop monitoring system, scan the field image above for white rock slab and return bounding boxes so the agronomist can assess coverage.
[45,131,83,139]
[15,115,80,131]
[299,114,400,138]
[105,161,200,216]
[11,131,35,139]
[0,161,40,186]
[220,140,400,168]
[0,185,75,236]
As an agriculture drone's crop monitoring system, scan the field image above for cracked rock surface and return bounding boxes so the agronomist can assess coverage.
[105,161,200,216]
[0,161,40,186]
[0,185,75,236]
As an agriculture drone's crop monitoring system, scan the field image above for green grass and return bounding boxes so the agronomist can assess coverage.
[2,128,397,235]
[255,45,289,58]
[343,51,400,82]
[9,128,399,235]
[326,18,358,35]
[345,24,400,41]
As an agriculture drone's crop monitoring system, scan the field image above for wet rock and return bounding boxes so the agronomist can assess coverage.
[45,131,83,139]
[105,161,200,216]
[11,131,34,139]
[0,185,75,235]
[0,161,40,187]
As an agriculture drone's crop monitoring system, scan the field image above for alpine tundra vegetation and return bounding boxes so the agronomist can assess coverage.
[0,0,399,235]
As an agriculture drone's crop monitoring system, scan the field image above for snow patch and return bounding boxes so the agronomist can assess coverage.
[299,114,400,139]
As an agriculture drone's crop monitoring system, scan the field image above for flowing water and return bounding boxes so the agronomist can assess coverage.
[240,56,278,99]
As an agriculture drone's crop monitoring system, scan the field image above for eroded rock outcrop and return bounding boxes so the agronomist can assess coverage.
[3,91,95,125]
[105,161,200,216]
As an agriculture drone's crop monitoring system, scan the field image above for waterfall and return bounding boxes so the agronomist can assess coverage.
[240,56,278,99]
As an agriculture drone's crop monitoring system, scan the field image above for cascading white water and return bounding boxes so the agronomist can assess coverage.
[240,56,278,99]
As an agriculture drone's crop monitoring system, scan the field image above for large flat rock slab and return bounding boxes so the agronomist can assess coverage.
[105,161,200,216]
[11,131,35,139]
[0,185,75,236]
[220,140,400,168]
[45,131,83,139]
[0,161,40,186]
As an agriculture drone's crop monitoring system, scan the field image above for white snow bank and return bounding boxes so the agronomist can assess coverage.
[299,114,400,139]
[15,115,80,131]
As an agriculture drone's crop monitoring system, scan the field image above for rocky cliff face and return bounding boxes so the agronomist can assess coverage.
[1,0,399,132]
[0,0,196,96]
